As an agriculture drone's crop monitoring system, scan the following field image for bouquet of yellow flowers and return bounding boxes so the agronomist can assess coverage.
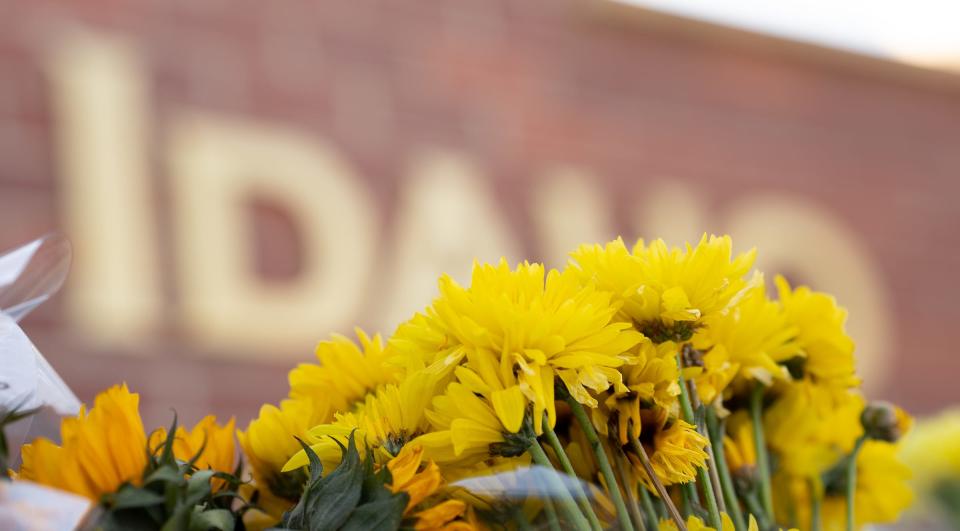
[5,235,915,531]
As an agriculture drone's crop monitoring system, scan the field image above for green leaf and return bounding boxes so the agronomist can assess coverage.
[281,438,324,529]
[181,470,216,513]
[302,434,365,530]
[188,507,236,531]
[159,413,179,467]
[110,486,166,510]
[299,436,324,484]
[145,464,186,487]
[338,492,409,531]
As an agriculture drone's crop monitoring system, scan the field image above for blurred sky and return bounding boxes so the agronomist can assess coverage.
[621,0,960,69]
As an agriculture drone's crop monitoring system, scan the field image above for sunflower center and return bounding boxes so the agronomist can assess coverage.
[269,467,309,502]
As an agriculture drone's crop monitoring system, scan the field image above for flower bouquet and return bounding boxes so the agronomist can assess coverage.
[4,235,914,531]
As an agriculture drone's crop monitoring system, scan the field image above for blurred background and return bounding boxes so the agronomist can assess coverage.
[1,0,958,432]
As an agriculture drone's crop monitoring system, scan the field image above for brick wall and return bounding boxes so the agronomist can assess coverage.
[2,0,959,428]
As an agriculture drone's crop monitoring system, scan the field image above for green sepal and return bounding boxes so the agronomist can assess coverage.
[188,507,235,531]
[339,491,409,531]
[109,486,166,510]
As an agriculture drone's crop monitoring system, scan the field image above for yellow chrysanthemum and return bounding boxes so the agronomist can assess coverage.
[722,412,756,474]
[415,367,531,467]
[769,394,912,530]
[900,407,960,510]
[764,384,863,469]
[238,397,324,518]
[599,339,681,445]
[18,384,147,500]
[659,514,778,531]
[627,410,709,489]
[284,365,449,472]
[775,275,859,399]
[818,442,913,531]
[691,277,798,392]
[390,259,643,434]
[148,415,237,477]
[386,445,473,531]
[658,513,738,531]
[570,235,755,336]
[288,328,400,423]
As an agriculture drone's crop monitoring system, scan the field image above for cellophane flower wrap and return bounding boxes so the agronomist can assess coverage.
[6,235,918,531]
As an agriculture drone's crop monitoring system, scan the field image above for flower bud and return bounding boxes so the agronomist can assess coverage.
[861,401,912,443]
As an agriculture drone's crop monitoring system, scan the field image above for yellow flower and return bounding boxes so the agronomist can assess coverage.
[238,398,324,518]
[768,395,912,530]
[692,277,798,391]
[658,513,736,531]
[148,415,237,477]
[386,445,473,530]
[659,514,781,531]
[415,367,531,467]
[900,407,960,509]
[570,235,755,337]
[288,328,400,423]
[627,410,709,488]
[775,275,859,399]
[284,365,449,472]
[600,339,681,445]
[18,384,147,500]
[390,259,642,434]
[818,442,913,531]
[723,412,756,474]
[764,384,863,472]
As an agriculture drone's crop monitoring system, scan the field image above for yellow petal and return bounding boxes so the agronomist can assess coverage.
[491,387,526,433]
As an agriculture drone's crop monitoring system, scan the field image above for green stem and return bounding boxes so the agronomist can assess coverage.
[743,490,770,531]
[542,496,562,531]
[638,481,661,530]
[706,408,747,531]
[680,482,698,516]
[528,441,593,531]
[613,450,647,531]
[680,484,692,518]
[677,360,721,529]
[749,382,774,518]
[629,434,686,531]
[541,414,604,531]
[809,479,822,531]
[512,506,535,531]
[845,436,867,531]
[565,395,636,531]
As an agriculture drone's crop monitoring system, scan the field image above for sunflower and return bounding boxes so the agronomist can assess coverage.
[570,235,755,341]
[148,415,237,477]
[18,384,147,500]
[238,397,324,519]
[625,409,709,489]
[288,328,401,423]
[284,365,450,472]
[390,259,642,434]
[387,444,474,531]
